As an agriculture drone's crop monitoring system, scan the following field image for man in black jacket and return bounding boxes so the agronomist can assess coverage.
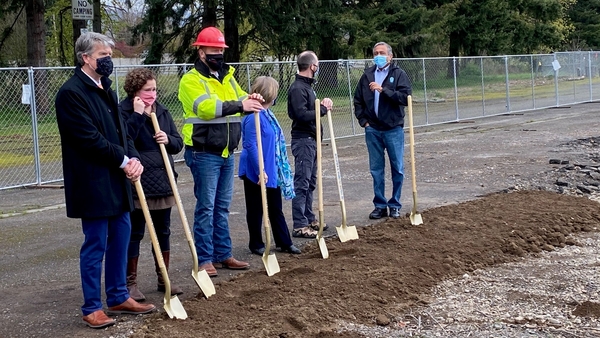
[55,32,155,329]
[353,42,412,220]
[287,51,333,238]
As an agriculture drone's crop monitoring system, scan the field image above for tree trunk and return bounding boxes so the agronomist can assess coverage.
[93,0,101,33]
[223,0,239,62]
[72,20,87,65]
[202,0,218,28]
[26,0,45,67]
[448,31,460,79]
[26,0,50,116]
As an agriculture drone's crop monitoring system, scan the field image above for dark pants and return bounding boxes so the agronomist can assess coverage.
[128,207,172,258]
[242,176,293,249]
[291,137,317,229]
[80,212,130,315]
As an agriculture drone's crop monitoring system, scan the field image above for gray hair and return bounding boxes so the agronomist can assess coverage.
[373,42,393,56]
[75,32,115,66]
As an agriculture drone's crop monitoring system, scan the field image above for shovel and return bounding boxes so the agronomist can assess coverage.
[150,113,215,298]
[407,96,423,225]
[133,179,188,319]
[315,100,329,259]
[253,111,280,276]
[326,110,358,242]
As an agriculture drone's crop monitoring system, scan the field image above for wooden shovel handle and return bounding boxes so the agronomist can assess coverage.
[407,96,418,195]
[150,113,199,272]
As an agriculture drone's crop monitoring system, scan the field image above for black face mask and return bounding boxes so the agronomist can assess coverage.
[94,56,113,77]
[205,53,224,71]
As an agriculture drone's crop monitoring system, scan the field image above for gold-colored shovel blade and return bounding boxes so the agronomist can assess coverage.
[317,236,329,259]
[410,212,423,226]
[192,269,215,298]
[336,225,348,242]
[164,295,188,320]
[262,252,280,276]
[336,225,359,242]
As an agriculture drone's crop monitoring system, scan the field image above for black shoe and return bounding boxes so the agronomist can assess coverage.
[280,245,301,254]
[389,207,400,219]
[250,247,265,255]
[369,207,388,219]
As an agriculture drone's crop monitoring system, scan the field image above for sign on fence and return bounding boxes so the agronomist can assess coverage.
[72,0,93,20]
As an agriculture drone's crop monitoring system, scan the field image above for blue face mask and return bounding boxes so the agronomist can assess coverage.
[374,55,388,68]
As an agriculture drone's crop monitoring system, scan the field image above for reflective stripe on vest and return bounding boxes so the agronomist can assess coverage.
[184,116,242,124]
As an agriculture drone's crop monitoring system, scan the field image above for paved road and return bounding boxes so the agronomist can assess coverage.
[1,102,600,337]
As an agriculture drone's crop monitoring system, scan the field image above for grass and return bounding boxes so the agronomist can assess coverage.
[1,68,599,171]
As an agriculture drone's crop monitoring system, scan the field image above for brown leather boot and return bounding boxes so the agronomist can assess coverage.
[154,250,183,295]
[126,256,145,302]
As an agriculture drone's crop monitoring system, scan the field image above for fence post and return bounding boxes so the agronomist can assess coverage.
[115,67,120,102]
[246,64,251,92]
[504,56,510,112]
[422,58,429,124]
[554,53,559,106]
[28,67,42,186]
[453,57,459,121]
[531,55,535,109]
[345,60,356,135]
[589,51,593,101]
[480,58,485,116]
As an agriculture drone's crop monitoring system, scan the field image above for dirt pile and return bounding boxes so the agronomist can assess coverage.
[129,190,600,338]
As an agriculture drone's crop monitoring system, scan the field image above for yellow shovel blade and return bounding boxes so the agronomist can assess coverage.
[410,212,423,226]
[262,252,280,276]
[192,269,215,298]
[164,294,188,320]
[317,236,329,259]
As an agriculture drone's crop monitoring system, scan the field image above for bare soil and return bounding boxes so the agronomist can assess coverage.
[3,103,600,338]
[130,190,600,338]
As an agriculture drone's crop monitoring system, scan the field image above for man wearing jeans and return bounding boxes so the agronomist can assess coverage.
[353,42,412,219]
[178,27,264,276]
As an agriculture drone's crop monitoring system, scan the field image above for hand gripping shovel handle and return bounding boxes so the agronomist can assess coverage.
[150,113,215,297]
[315,100,329,258]
[254,111,280,276]
[134,180,187,319]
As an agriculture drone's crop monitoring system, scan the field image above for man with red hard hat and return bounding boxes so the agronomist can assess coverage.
[179,26,264,276]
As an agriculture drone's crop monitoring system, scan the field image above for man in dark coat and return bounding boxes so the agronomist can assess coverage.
[353,41,412,220]
[55,32,155,329]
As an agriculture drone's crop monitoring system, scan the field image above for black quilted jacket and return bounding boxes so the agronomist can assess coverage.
[120,98,184,199]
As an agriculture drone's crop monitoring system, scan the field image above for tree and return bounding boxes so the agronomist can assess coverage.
[567,0,600,49]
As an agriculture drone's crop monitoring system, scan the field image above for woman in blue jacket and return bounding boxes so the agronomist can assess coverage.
[239,76,301,255]
[120,68,184,301]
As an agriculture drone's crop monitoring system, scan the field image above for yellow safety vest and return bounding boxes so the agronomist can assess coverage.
[179,65,248,157]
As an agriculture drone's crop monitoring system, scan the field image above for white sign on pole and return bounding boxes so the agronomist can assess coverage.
[72,0,93,20]
[552,60,561,71]
[21,84,31,105]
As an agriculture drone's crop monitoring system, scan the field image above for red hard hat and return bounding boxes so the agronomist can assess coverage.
[192,27,229,48]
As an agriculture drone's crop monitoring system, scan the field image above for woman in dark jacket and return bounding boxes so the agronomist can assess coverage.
[120,68,184,301]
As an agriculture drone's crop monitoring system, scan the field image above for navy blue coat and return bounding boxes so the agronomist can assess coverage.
[353,63,412,131]
[55,67,139,219]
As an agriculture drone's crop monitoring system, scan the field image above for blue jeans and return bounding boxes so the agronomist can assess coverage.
[365,126,404,210]
[80,212,130,315]
[184,148,234,265]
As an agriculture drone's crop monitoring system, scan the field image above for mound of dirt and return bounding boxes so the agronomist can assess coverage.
[130,191,600,338]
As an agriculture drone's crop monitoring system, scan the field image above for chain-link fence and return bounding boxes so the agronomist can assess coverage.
[2,51,600,190]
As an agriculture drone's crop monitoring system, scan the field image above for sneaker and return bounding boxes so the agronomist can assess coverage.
[309,220,329,231]
[369,207,388,219]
